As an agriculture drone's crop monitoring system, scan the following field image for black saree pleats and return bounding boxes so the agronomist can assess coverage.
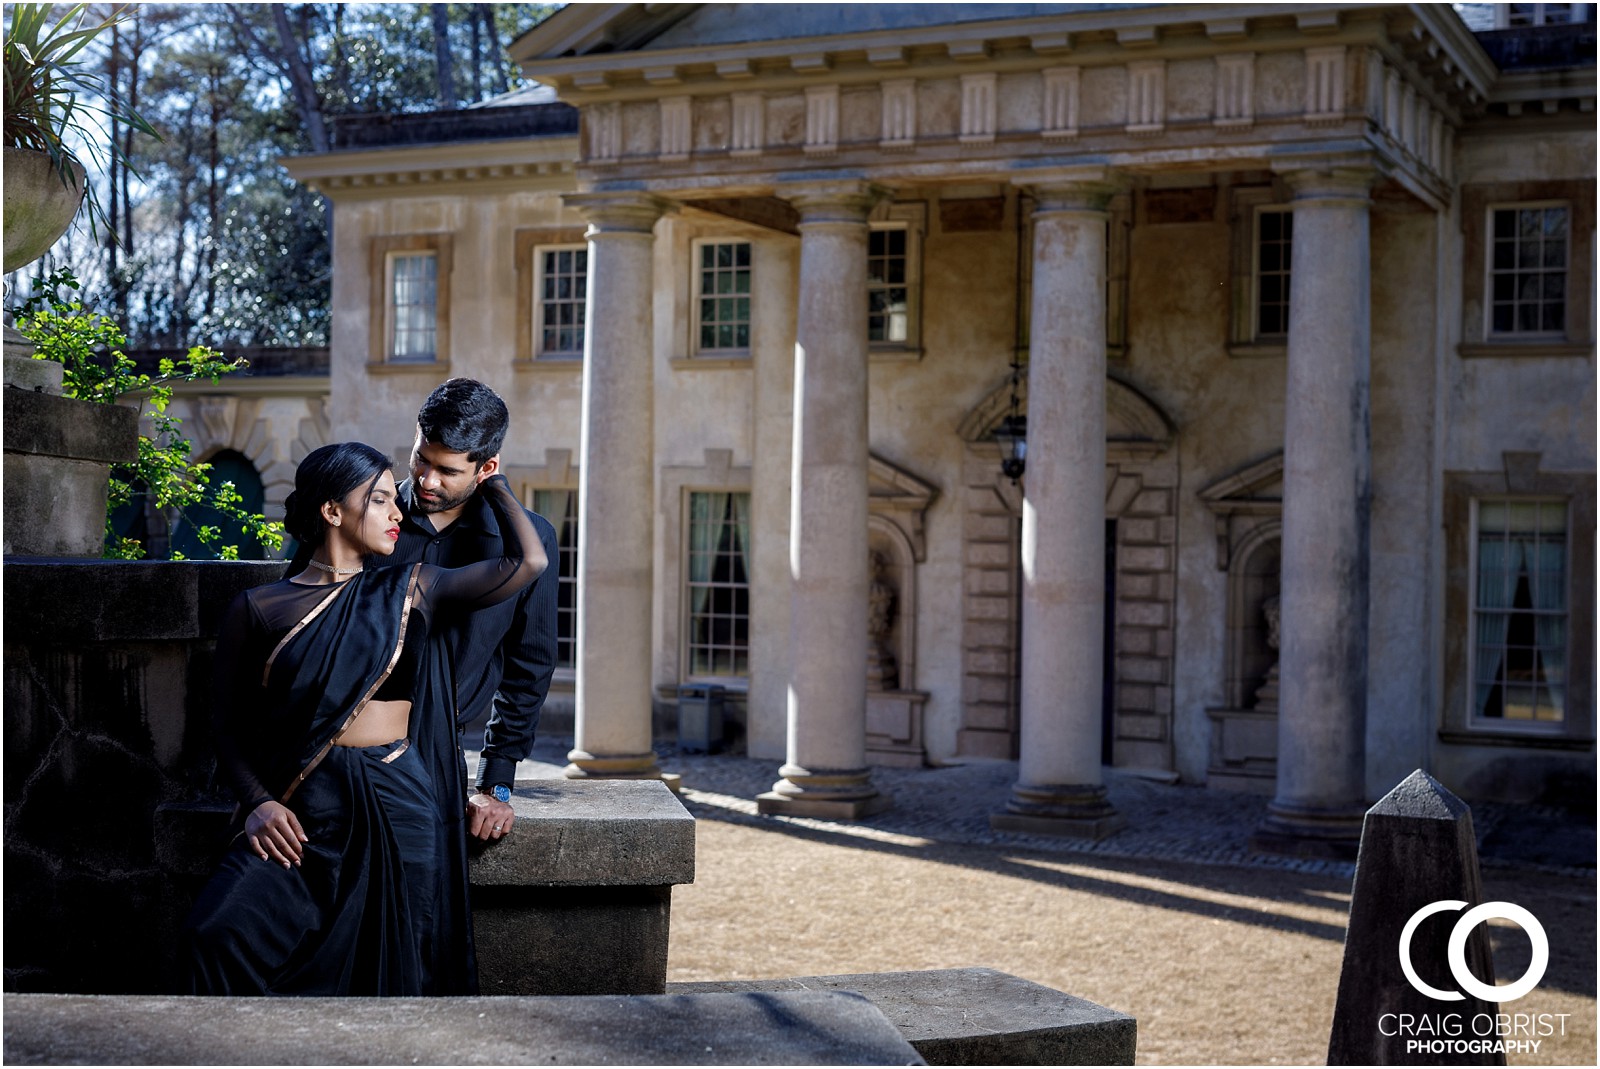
[411,641,481,996]
[183,739,441,996]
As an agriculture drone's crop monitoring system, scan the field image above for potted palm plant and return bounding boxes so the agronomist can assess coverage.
[3,3,156,272]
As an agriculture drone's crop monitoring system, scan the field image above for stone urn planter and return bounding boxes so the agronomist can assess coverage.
[3,146,87,273]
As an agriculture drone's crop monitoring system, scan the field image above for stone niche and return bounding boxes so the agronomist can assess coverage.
[866,454,936,766]
[1200,452,1283,793]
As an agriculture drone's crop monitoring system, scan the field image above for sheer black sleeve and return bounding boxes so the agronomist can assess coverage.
[415,474,548,614]
[211,590,277,813]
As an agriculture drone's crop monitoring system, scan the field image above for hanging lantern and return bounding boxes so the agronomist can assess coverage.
[995,411,1027,483]
[996,355,1027,484]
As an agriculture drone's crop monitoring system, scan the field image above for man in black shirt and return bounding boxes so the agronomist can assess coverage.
[387,378,559,841]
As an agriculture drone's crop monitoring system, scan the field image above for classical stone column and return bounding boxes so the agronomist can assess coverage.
[1250,164,1375,859]
[563,192,673,785]
[757,181,888,819]
[991,174,1124,840]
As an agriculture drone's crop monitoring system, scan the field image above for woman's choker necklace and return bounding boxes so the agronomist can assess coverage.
[307,559,363,576]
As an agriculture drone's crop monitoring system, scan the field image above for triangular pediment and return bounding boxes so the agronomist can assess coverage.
[1199,452,1283,515]
[869,453,938,562]
[870,452,937,508]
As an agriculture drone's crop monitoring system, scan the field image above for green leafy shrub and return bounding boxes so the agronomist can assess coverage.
[15,269,285,560]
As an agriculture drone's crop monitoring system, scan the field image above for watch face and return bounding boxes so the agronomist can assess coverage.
[492,785,511,803]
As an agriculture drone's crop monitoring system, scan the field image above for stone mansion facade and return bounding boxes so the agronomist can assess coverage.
[186,2,1595,852]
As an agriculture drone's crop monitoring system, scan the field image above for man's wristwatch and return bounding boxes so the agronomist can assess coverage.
[490,784,512,804]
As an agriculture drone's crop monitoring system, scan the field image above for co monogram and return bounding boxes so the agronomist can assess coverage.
[1398,900,1549,1003]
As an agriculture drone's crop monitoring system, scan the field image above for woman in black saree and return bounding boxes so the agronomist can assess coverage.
[183,441,545,996]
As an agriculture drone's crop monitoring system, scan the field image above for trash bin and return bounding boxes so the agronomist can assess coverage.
[677,684,725,754]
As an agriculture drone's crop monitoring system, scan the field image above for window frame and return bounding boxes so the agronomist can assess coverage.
[514,226,588,367]
[1465,496,1573,735]
[1251,205,1294,345]
[386,251,439,361]
[534,243,590,361]
[1484,200,1571,343]
[660,451,754,694]
[368,233,452,369]
[1226,186,1291,358]
[530,487,580,671]
[680,488,754,684]
[867,201,927,359]
[1458,182,1594,358]
[690,238,754,358]
[1441,469,1595,748]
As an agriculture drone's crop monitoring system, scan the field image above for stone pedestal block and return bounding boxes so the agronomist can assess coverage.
[468,779,695,995]
[3,388,138,558]
[866,690,929,767]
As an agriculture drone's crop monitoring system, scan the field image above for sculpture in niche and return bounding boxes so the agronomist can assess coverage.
[867,550,899,690]
[1254,595,1280,713]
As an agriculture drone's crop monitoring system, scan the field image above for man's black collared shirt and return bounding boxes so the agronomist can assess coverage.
[376,477,559,792]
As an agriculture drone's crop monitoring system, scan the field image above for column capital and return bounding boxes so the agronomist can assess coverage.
[563,190,676,233]
[1272,154,1380,205]
[779,179,888,225]
[1012,167,1126,213]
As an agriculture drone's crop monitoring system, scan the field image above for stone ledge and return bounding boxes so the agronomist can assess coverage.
[2,388,137,463]
[1,992,925,1066]
[470,779,696,887]
[2,560,286,642]
[672,967,1136,1065]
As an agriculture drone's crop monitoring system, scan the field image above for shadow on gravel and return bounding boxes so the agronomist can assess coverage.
[682,798,1353,943]
[683,797,1598,1000]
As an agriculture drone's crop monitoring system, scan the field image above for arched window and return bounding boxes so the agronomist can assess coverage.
[170,450,268,560]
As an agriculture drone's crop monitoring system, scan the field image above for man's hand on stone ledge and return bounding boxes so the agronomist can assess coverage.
[467,792,514,841]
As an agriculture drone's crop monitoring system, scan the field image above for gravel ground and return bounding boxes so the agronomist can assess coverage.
[483,743,1597,1066]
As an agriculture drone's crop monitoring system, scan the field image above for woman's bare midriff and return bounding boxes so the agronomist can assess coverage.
[335,699,410,747]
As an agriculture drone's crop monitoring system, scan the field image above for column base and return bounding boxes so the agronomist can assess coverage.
[1248,799,1366,861]
[564,751,681,794]
[756,765,889,820]
[990,783,1125,841]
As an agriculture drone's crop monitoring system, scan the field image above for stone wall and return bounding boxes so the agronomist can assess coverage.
[4,559,285,993]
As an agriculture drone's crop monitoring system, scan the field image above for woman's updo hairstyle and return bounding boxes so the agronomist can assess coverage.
[283,442,393,547]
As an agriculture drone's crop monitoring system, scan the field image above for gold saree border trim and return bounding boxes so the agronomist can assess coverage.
[281,564,424,804]
[263,582,352,687]
[380,737,412,764]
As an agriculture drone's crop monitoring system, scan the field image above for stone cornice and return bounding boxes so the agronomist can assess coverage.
[281,137,579,200]
[564,190,677,231]
[515,3,1486,116]
[167,376,328,399]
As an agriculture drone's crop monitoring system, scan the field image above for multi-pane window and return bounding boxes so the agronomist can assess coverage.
[388,252,438,361]
[538,246,587,358]
[531,489,579,669]
[1504,3,1583,26]
[1488,205,1568,337]
[868,226,910,344]
[695,241,752,354]
[1254,207,1293,339]
[1472,499,1568,725]
[685,491,751,677]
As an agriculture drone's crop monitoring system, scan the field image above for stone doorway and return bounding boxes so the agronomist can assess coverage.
[957,374,1177,772]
